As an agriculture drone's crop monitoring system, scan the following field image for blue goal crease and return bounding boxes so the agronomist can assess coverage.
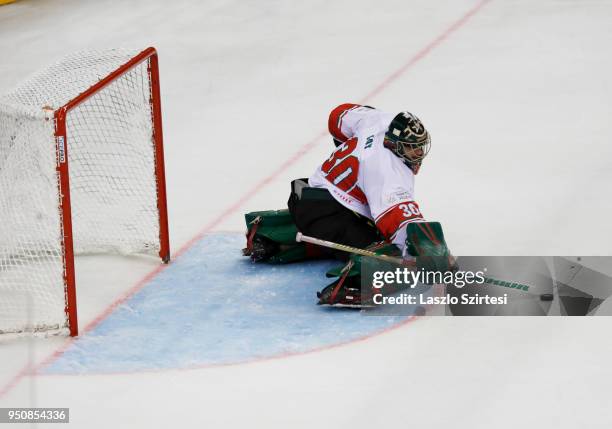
[44,233,409,374]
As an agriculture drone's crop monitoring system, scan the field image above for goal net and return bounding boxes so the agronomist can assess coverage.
[0,47,170,337]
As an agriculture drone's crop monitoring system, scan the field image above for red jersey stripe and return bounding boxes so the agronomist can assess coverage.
[375,201,424,239]
[328,103,360,143]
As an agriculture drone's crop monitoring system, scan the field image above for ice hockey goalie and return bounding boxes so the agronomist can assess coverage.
[243,103,453,306]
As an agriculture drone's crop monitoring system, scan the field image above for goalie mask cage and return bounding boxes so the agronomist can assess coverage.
[0,47,170,337]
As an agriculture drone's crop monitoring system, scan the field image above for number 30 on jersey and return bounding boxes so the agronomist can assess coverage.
[321,138,366,203]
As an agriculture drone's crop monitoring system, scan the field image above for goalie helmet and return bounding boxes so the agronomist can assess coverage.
[384,112,431,174]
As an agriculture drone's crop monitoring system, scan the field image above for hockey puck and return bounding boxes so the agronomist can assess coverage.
[540,293,554,301]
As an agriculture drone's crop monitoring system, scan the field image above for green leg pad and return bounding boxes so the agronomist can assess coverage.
[245,209,299,244]
[244,209,322,264]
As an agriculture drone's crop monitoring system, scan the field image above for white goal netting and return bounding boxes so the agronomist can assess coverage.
[0,48,163,335]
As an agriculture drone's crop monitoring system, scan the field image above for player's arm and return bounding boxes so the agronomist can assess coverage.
[328,103,374,147]
[375,201,425,252]
[362,151,425,254]
[363,153,454,269]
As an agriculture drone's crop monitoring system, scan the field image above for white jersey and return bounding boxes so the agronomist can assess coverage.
[309,104,425,253]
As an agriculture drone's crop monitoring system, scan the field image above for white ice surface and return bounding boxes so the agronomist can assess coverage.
[1,0,612,427]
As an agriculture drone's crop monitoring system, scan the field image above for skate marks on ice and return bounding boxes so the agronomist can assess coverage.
[43,233,407,374]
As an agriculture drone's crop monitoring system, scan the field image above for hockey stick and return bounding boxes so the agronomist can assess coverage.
[295,232,414,266]
[295,232,555,301]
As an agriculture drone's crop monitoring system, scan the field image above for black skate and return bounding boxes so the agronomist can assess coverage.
[242,236,279,263]
[317,276,374,308]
